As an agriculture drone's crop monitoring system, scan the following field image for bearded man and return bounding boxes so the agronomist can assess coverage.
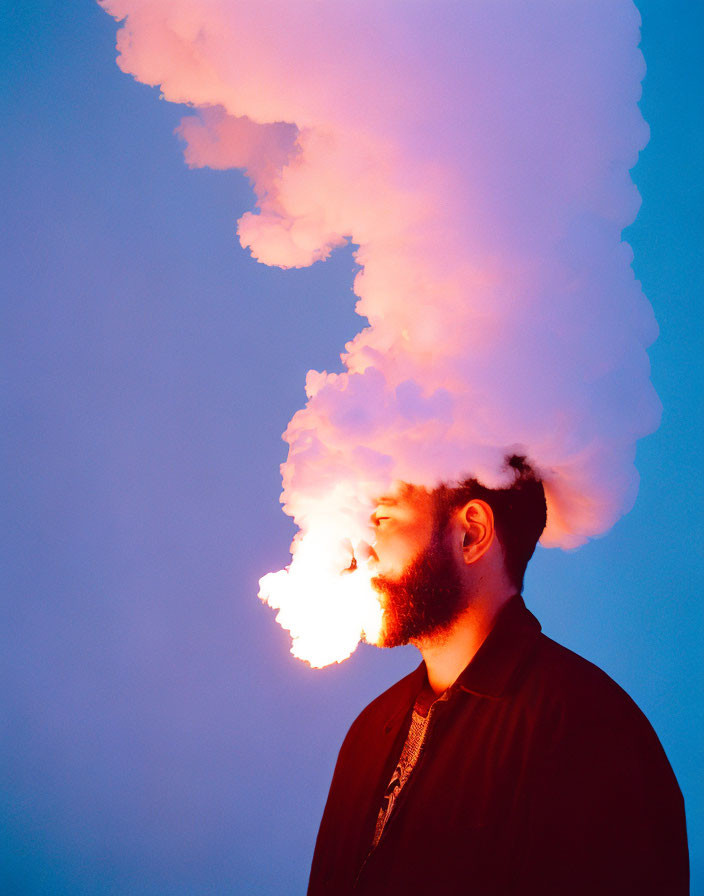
[307,457,688,895]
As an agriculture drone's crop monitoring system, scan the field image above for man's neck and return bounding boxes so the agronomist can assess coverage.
[415,588,515,695]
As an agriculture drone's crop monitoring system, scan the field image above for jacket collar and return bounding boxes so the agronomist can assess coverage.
[410,593,542,701]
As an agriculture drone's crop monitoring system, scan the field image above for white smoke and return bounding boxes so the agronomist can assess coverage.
[101,0,660,665]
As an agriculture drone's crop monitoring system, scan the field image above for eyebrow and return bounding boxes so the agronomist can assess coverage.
[376,496,398,507]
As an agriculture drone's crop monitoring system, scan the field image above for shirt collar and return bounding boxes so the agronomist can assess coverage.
[411,593,542,701]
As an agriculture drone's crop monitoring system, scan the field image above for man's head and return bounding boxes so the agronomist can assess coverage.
[370,456,547,647]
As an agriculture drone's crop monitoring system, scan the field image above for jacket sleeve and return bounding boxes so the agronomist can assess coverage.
[307,736,350,896]
[307,710,380,896]
[516,689,689,895]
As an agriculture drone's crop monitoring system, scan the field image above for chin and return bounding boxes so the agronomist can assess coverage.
[371,587,405,649]
[376,602,414,649]
[377,625,411,650]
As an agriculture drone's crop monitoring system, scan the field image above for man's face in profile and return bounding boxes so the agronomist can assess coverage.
[370,484,466,647]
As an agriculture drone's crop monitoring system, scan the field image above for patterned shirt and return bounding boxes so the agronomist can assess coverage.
[371,682,450,848]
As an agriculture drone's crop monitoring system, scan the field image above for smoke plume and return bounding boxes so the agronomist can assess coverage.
[102,0,659,666]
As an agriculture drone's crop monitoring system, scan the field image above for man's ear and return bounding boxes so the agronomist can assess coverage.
[458,499,495,565]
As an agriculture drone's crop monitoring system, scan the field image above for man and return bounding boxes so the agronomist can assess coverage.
[308,457,688,895]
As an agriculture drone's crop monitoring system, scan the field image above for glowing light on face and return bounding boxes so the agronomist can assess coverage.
[369,486,435,581]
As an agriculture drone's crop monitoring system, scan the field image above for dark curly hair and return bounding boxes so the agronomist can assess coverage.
[433,455,547,592]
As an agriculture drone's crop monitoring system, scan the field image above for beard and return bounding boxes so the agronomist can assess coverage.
[371,525,466,648]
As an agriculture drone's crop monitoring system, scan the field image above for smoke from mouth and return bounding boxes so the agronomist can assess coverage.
[101,0,660,666]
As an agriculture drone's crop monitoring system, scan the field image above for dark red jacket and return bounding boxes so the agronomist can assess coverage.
[308,596,688,895]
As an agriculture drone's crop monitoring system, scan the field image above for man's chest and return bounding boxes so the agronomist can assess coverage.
[346,697,541,893]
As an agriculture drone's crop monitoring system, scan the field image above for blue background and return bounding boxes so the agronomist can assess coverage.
[2,1,702,892]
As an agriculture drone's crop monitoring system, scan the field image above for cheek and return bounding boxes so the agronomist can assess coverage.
[374,524,428,576]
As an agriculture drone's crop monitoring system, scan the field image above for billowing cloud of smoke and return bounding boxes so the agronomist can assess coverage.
[102,0,660,665]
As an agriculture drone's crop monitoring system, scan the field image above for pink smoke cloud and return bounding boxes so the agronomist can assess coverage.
[101,0,660,663]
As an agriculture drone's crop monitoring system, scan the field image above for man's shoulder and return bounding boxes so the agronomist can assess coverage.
[532,632,640,706]
[527,631,667,756]
[528,631,685,843]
